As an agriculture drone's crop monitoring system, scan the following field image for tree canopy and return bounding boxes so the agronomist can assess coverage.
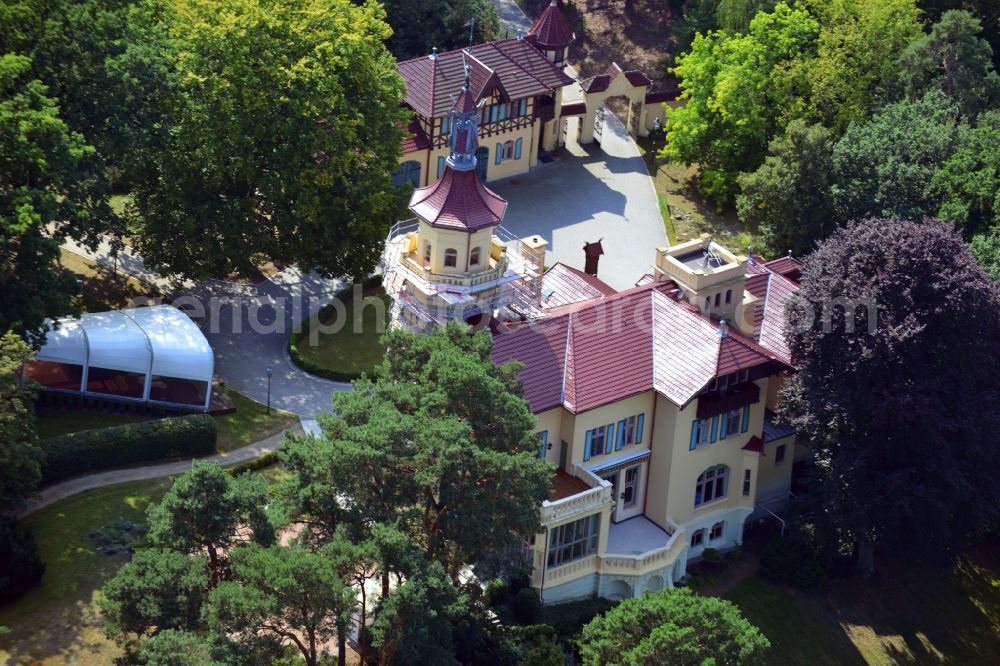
[124,0,407,281]
[736,120,836,257]
[577,588,770,666]
[0,331,42,510]
[0,53,112,340]
[280,323,552,582]
[782,218,1000,574]
[380,0,500,61]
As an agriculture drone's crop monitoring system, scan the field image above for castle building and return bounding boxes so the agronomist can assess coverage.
[391,1,674,188]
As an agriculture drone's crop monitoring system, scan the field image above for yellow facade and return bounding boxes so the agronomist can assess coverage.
[529,372,795,603]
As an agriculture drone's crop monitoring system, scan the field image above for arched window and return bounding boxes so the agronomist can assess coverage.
[695,465,728,507]
[444,248,458,268]
[470,247,481,267]
[424,242,432,264]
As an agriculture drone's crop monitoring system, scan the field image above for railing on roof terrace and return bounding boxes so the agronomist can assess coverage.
[599,521,686,575]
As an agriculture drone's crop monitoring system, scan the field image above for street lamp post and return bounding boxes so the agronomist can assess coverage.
[266,366,273,414]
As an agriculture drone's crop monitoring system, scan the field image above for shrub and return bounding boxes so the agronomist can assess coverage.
[702,547,724,567]
[539,597,618,641]
[0,519,46,604]
[759,531,826,593]
[486,577,508,607]
[41,414,216,483]
[512,587,542,625]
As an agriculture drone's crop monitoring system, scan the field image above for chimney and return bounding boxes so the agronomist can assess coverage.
[718,319,728,337]
[429,47,438,61]
[583,240,604,277]
[517,29,524,41]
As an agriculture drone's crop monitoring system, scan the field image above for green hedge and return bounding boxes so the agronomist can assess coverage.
[41,414,217,484]
[287,275,383,383]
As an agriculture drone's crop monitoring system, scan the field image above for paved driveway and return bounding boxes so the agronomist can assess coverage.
[491,0,533,34]
[177,268,351,419]
[489,113,667,291]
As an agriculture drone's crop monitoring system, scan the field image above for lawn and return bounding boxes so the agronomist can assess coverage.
[58,248,161,313]
[723,546,1000,665]
[35,388,297,456]
[35,407,149,440]
[633,133,758,257]
[293,284,391,377]
[214,387,299,453]
[0,478,173,666]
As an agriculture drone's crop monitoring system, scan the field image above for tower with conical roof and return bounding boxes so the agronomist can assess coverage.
[380,69,548,331]
[527,0,575,67]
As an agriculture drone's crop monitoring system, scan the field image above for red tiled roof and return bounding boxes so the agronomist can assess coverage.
[401,114,431,153]
[398,39,574,119]
[527,1,575,50]
[408,167,507,231]
[453,86,478,114]
[492,282,788,414]
[757,269,797,365]
[579,74,611,93]
[645,89,680,104]
[742,435,765,453]
[541,263,616,309]
[763,255,803,282]
[635,273,656,287]
[624,70,651,87]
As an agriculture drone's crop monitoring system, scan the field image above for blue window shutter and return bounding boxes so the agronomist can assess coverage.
[616,420,625,451]
[605,424,614,454]
[719,413,729,440]
[437,156,445,178]
[741,406,751,433]
[495,144,502,164]
[584,430,592,462]
[710,415,719,443]
[690,421,699,450]
[514,137,523,160]
[520,99,528,116]
[636,413,645,445]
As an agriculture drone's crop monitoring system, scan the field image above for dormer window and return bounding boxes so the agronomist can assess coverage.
[440,116,451,136]
[470,247,481,266]
[444,248,457,267]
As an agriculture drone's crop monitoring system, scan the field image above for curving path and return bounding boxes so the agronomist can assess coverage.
[491,0,534,35]
[18,424,304,518]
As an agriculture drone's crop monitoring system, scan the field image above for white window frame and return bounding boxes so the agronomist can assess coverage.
[710,521,725,541]
[691,528,706,548]
[469,247,481,266]
[547,514,600,568]
[444,248,457,268]
[695,465,728,507]
[694,417,711,446]
[725,408,742,437]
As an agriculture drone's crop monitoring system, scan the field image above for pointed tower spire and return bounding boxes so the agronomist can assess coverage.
[446,63,481,172]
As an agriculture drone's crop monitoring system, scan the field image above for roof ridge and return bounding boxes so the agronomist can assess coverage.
[485,39,548,92]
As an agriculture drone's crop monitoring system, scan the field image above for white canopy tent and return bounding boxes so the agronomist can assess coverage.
[24,305,215,411]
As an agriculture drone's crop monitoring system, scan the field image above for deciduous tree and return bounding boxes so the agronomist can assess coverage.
[0,54,112,341]
[782,219,1000,575]
[833,92,960,224]
[129,0,408,280]
[970,226,1000,278]
[933,110,1000,234]
[380,0,500,60]
[736,120,837,257]
[0,331,42,509]
[577,588,769,666]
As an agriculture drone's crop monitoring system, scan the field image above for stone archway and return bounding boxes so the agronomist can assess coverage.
[577,63,651,145]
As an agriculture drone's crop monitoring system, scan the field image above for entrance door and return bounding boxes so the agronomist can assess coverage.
[619,465,643,520]
[475,147,488,180]
[558,441,568,471]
